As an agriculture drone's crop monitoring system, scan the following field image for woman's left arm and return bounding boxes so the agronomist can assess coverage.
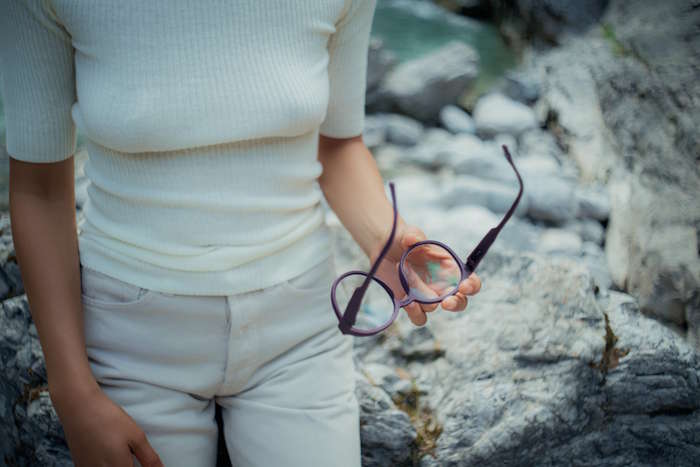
[317,134,481,326]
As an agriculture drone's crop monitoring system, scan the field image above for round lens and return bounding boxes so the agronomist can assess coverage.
[332,272,396,333]
[401,243,462,302]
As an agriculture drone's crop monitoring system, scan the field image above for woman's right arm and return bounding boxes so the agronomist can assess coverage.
[9,156,98,408]
[2,1,162,465]
[9,157,163,467]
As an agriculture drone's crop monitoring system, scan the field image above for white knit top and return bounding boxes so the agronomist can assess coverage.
[1,0,377,295]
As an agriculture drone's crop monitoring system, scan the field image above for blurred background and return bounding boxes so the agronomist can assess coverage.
[1,0,699,466]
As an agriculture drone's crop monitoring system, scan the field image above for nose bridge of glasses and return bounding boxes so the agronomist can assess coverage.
[397,295,413,308]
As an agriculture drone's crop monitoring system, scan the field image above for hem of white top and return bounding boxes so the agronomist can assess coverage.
[77,223,335,296]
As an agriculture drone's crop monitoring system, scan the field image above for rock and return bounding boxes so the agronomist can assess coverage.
[497,216,544,254]
[364,113,424,147]
[526,176,578,224]
[516,155,561,178]
[379,41,480,124]
[581,241,613,291]
[596,0,700,339]
[403,127,453,169]
[489,0,610,44]
[390,173,444,221]
[516,128,582,180]
[501,70,541,105]
[415,252,699,465]
[438,134,521,184]
[537,228,583,256]
[492,133,517,156]
[440,175,529,217]
[529,0,700,344]
[1,295,71,465]
[366,37,397,94]
[383,114,424,146]
[565,219,605,245]
[361,363,413,398]
[362,114,387,149]
[575,184,610,221]
[440,0,493,19]
[603,291,700,416]
[473,93,538,137]
[355,373,417,467]
[372,144,403,172]
[606,172,700,327]
[438,105,476,134]
[535,43,618,183]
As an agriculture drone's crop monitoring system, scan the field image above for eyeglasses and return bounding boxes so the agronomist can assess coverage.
[330,144,524,337]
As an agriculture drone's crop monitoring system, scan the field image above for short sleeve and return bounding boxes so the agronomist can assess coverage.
[319,0,377,139]
[0,0,77,163]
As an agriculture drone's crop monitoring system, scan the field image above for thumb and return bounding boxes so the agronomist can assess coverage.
[400,225,427,249]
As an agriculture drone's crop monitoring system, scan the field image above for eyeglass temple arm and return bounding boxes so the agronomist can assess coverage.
[339,182,398,333]
[464,145,524,275]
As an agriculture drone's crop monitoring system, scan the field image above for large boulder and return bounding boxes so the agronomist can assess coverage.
[352,250,700,466]
[531,0,700,346]
[370,41,480,124]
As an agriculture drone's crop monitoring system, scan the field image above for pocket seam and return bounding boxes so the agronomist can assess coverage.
[80,290,156,309]
[80,266,157,309]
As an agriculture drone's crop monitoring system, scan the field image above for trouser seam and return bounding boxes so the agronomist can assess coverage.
[215,296,233,395]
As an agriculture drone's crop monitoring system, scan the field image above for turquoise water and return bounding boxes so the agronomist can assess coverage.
[372,0,517,99]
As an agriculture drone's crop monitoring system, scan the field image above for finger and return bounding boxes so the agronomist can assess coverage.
[400,226,427,249]
[420,301,439,313]
[404,302,427,326]
[404,263,441,302]
[442,292,468,312]
[129,430,163,467]
[458,273,482,296]
[411,244,452,263]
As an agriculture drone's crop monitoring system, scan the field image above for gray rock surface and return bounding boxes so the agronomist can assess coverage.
[501,70,541,104]
[530,0,700,344]
[438,105,476,135]
[1,294,71,466]
[574,184,610,221]
[440,175,528,217]
[376,41,479,124]
[489,0,610,44]
[473,92,538,137]
[351,249,700,466]
[525,176,578,224]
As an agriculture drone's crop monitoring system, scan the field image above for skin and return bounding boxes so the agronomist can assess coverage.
[8,132,481,466]
[318,134,481,327]
[9,156,164,467]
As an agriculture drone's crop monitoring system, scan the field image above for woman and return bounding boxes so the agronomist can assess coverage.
[1,0,481,465]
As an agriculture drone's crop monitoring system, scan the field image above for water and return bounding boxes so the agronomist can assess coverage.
[372,0,518,99]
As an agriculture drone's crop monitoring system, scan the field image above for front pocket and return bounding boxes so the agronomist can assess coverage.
[80,264,156,309]
[279,257,336,295]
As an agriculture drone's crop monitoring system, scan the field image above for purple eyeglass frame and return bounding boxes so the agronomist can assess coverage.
[330,145,524,337]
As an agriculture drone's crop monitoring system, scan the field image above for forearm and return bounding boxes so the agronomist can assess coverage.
[9,160,99,407]
[317,135,406,260]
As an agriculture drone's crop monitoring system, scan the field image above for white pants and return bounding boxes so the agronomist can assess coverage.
[79,255,361,467]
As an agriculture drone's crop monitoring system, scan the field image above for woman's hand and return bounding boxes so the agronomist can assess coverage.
[51,384,164,467]
[368,222,481,327]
